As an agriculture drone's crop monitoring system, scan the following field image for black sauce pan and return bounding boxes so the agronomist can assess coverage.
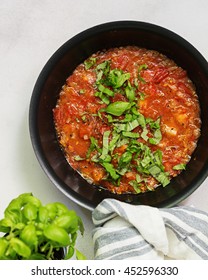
[29,21,208,210]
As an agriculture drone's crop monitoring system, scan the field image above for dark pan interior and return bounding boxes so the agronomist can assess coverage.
[29,21,208,210]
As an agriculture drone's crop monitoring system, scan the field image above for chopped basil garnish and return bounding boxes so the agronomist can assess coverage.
[97,84,114,97]
[84,59,170,190]
[107,69,130,88]
[101,162,120,181]
[122,131,140,138]
[138,64,148,83]
[94,91,110,104]
[74,155,85,161]
[105,101,131,116]
[173,163,186,170]
[99,131,111,161]
[95,60,110,83]
[148,165,170,187]
[118,151,132,168]
[138,64,148,72]
[86,137,100,158]
[149,129,162,145]
[125,81,136,102]
[84,57,97,70]
[79,89,85,94]
[129,175,143,193]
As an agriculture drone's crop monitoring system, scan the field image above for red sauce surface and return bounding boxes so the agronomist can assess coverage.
[53,46,201,194]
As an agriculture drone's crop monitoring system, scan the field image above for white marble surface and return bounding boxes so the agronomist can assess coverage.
[1,0,208,260]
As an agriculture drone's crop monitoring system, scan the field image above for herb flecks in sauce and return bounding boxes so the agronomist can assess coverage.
[53,46,201,194]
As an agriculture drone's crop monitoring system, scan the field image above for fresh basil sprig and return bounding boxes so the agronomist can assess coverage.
[0,193,86,260]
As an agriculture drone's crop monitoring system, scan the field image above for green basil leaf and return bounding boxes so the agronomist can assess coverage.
[149,129,162,145]
[148,118,161,129]
[74,155,85,161]
[43,225,70,246]
[141,127,149,141]
[138,64,148,83]
[107,69,130,88]
[10,237,31,259]
[126,119,140,131]
[0,218,14,233]
[173,163,186,170]
[118,151,132,168]
[54,211,79,234]
[109,133,120,153]
[0,238,9,259]
[101,162,120,181]
[4,209,22,224]
[22,204,38,221]
[98,84,114,96]
[95,91,110,104]
[148,165,170,187]
[86,137,100,158]
[114,119,140,133]
[125,82,136,102]
[20,224,37,247]
[96,60,110,73]
[129,180,141,193]
[21,194,42,208]
[105,101,131,116]
[138,64,148,72]
[55,202,70,216]
[38,206,49,223]
[153,150,164,170]
[140,155,152,168]
[95,60,110,82]
[84,57,97,70]
[13,222,25,231]
[122,131,140,138]
[99,130,111,161]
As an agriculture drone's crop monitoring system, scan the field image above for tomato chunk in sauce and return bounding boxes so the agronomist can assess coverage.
[53,46,201,194]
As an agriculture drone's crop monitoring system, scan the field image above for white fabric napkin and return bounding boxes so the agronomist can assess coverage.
[92,198,208,260]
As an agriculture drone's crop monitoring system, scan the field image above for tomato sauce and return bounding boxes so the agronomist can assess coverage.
[53,46,201,194]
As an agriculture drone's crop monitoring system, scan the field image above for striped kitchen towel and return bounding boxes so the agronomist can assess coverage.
[92,199,208,260]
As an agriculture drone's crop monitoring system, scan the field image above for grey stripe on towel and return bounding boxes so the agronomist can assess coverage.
[92,199,208,260]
